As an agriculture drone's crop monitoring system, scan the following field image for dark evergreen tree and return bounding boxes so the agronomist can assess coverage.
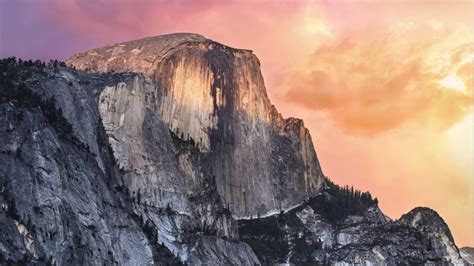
[308,178,378,223]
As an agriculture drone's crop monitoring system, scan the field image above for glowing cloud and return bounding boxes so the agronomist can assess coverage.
[283,23,473,136]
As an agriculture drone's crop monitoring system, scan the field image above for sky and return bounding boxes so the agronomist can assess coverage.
[1,0,472,247]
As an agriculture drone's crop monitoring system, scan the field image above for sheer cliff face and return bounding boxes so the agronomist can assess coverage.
[0,62,259,264]
[67,33,325,218]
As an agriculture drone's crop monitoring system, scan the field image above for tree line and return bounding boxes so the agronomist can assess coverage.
[0,57,73,137]
[308,179,379,223]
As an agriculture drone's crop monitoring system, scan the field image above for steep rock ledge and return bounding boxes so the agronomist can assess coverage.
[0,60,258,264]
[67,32,325,218]
[238,185,465,265]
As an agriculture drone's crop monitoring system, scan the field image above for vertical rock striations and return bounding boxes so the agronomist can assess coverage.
[67,33,325,218]
[0,60,257,264]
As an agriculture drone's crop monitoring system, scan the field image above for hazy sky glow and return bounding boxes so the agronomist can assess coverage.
[1,0,472,247]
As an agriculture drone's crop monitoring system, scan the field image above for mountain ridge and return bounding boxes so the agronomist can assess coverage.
[0,33,468,264]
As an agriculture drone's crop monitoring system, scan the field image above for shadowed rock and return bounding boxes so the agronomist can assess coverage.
[67,32,325,218]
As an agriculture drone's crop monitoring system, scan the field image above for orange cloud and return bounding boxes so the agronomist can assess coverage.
[284,24,473,136]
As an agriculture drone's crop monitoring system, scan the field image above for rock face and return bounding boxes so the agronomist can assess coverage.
[399,207,464,264]
[0,34,468,265]
[0,68,161,264]
[460,247,474,265]
[67,33,325,218]
[0,59,258,264]
[238,186,466,265]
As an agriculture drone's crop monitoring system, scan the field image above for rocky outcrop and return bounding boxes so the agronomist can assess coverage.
[460,247,474,265]
[0,81,156,264]
[239,184,466,265]
[0,59,258,264]
[398,207,467,264]
[67,33,325,218]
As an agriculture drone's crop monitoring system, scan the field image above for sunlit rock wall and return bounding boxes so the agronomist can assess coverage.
[67,33,325,218]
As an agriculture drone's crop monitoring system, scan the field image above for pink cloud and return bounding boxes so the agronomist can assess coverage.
[283,24,472,136]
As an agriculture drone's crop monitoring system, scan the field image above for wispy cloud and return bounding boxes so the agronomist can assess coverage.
[283,23,472,136]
